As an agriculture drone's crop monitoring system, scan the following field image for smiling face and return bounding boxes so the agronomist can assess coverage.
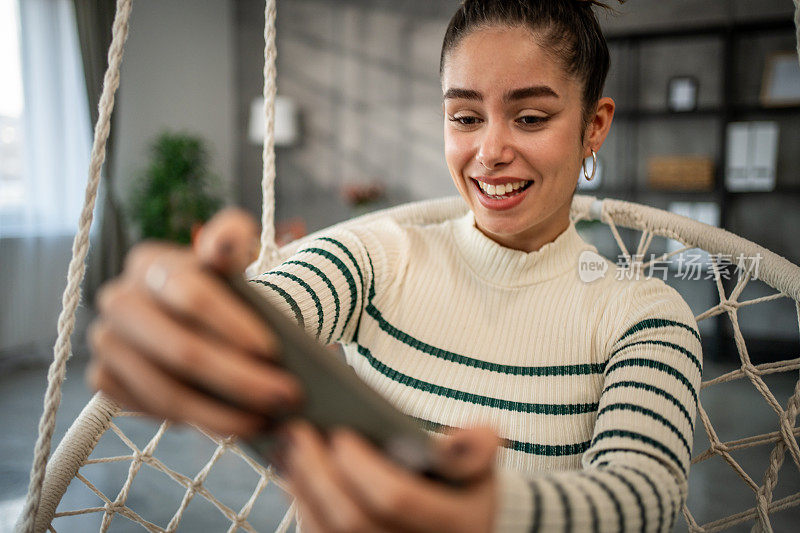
[442,25,610,252]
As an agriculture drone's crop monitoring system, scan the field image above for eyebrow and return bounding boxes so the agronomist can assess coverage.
[443,85,559,102]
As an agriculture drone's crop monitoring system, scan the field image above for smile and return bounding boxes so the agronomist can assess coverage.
[472,178,533,199]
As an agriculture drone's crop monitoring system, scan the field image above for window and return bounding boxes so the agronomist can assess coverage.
[0,0,25,213]
[0,0,91,238]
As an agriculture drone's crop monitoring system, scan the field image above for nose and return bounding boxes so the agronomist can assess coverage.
[477,120,514,171]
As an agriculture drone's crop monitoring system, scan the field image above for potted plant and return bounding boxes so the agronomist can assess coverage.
[129,132,224,244]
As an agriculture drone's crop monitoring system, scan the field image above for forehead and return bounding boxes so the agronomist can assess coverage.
[442,25,576,97]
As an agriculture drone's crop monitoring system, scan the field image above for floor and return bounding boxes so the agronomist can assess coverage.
[2,356,799,532]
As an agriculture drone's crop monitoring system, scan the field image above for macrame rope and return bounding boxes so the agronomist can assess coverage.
[16,1,132,531]
[254,0,280,274]
[21,193,800,532]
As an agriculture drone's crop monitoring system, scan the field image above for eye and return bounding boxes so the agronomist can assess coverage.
[448,114,482,128]
[516,115,549,127]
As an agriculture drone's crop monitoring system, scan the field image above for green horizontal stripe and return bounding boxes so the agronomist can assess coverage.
[366,304,606,376]
[603,381,694,432]
[301,247,359,334]
[283,260,340,343]
[594,460,676,532]
[597,403,691,458]
[411,416,590,456]
[268,271,323,339]
[532,483,542,533]
[578,471,624,532]
[605,468,646,531]
[588,448,668,470]
[249,280,304,329]
[605,358,697,407]
[550,478,572,532]
[591,430,685,476]
[573,481,600,533]
[357,345,597,415]
[612,339,701,374]
[618,318,700,343]
[611,464,666,533]
[318,237,365,289]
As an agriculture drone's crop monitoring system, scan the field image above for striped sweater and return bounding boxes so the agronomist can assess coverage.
[250,211,702,532]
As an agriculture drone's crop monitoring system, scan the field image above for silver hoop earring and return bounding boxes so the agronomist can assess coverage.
[583,150,597,181]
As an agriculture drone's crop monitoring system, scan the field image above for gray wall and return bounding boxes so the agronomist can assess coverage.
[113,0,236,203]
[235,0,460,231]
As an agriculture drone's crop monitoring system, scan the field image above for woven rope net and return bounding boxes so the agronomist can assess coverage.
[16,0,800,532]
[23,195,800,533]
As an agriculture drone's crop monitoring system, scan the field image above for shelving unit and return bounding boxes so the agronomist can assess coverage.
[590,17,800,362]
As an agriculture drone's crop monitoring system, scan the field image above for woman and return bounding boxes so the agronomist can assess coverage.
[89,1,702,531]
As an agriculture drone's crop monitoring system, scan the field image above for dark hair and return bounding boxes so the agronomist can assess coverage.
[440,0,622,129]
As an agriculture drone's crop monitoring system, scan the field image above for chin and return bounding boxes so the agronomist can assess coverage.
[474,211,534,238]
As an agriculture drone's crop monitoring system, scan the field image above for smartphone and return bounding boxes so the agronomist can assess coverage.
[221,273,443,478]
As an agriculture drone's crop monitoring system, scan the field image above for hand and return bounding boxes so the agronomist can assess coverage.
[87,208,302,437]
[278,421,499,533]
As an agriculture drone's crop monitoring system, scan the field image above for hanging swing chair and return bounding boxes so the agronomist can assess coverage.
[15,0,800,531]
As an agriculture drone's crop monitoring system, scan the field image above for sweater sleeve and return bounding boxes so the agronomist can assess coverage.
[248,227,376,345]
[493,279,703,533]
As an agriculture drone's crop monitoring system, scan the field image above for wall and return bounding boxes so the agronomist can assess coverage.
[112,0,236,204]
[235,0,460,232]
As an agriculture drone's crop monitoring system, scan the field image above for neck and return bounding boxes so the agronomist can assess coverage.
[475,205,572,253]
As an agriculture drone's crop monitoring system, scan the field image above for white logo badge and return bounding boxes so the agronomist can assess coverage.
[578,250,608,283]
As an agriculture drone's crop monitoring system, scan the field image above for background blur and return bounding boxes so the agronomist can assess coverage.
[1,0,799,530]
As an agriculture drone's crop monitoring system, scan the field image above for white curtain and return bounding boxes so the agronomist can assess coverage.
[6,0,91,237]
[0,0,91,358]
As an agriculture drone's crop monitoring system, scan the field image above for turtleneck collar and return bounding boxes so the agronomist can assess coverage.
[450,211,591,287]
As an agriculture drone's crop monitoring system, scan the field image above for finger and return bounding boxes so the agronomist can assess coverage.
[97,285,301,412]
[124,245,277,356]
[283,422,384,533]
[89,321,265,436]
[194,208,259,273]
[329,430,456,532]
[152,265,278,357]
[86,360,146,412]
[436,426,500,482]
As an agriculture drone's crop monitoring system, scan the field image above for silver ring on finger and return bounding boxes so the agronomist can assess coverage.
[144,262,170,294]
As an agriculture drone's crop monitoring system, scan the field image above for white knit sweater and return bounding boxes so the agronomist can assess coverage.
[251,211,702,532]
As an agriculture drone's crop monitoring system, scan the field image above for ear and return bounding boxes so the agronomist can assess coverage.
[583,97,615,157]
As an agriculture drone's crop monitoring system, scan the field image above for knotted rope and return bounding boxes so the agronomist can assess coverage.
[253,0,280,274]
[17,0,132,531]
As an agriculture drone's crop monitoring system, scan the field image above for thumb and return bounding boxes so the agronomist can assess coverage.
[194,208,260,274]
[436,426,500,483]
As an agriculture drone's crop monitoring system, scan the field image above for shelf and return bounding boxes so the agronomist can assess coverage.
[731,104,800,116]
[725,187,800,195]
[606,18,796,43]
[614,108,721,120]
[578,188,720,197]
[614,104,800,120]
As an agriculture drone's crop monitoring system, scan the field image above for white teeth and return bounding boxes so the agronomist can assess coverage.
[477,180,528,197]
